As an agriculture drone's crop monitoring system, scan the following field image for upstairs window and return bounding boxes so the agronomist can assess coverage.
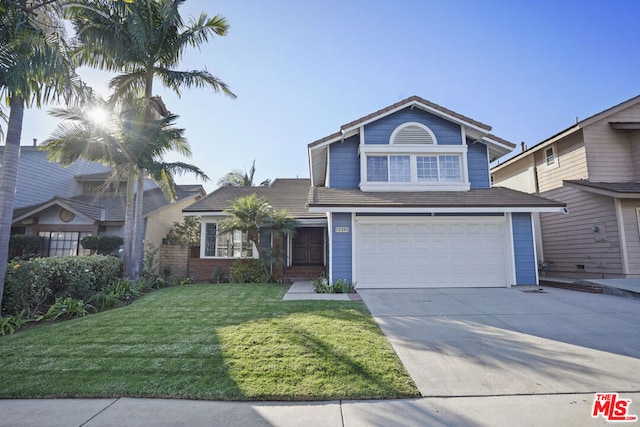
[545,146,557,167]
[360,122,470,191]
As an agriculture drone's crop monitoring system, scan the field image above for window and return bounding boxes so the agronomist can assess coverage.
[360,122,469,191]
[366,154,462,183]
[39,231,92,257]
[204,223,253,258]
[366,156,388,182]
[417,156,438,181]
[389,155,411,182]
[545,146,556,166]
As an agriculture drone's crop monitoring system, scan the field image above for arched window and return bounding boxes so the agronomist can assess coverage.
[390,122,437,145]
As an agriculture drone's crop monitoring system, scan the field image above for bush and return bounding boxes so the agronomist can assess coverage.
[312,276,356,294]
[8,235,44,259]
[2,255,122,316]
[229,259,270,283]
[80,235,124,255]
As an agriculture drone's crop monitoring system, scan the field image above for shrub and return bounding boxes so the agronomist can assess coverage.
[80,235,124,255]
[211,266,225,283]
[229,259,270,283]
[8,235,44,259]
[2,260,50,317]
[313,276,356,294]
[2,255,122,316]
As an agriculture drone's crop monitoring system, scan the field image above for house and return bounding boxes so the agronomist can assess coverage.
[3,145,205,257]
[187,96,565,288]
[491,95,640,279]
[183,178,327,282]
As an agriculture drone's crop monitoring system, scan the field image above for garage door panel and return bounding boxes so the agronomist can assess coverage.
[355,217,508,288]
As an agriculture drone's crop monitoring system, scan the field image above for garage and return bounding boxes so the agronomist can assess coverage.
[354,216,510,288]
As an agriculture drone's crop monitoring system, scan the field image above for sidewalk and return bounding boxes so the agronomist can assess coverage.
[3,393,634,426]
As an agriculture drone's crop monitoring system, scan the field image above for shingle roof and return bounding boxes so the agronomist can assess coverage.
[308,186,565,209]
[308,95,510,148]
[184,178,325,218]
[564,180,640,195]
[13,185,200,223]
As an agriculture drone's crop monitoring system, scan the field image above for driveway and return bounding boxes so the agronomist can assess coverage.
[358,287,640,397]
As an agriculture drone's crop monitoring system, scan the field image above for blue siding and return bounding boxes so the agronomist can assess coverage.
[512,213,537,285]
[467,139,490,189]
[363,107,461,145]
[328,135,360,189]
[331,213,352,282]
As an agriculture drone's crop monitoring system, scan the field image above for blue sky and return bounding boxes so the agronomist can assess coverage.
[18,0,640,192]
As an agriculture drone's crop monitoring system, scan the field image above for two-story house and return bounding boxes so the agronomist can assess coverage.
[491,95,640,279]
[188,96,565,287]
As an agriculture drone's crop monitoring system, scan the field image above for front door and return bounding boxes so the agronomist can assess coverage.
[292,228,324,265]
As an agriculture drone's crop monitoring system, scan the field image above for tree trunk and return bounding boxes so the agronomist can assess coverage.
[122,174,135,279]
[0,96,25,309]
[131,171,145,280]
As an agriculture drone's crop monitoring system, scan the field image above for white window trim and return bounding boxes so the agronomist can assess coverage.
[359,144,469,191]
[389,122,437,145]
[200,220,258,259]
[544,145,559,169]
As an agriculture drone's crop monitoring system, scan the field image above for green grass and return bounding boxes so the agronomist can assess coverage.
[0,284,419,400]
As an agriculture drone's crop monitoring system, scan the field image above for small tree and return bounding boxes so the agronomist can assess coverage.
[218,194,298,277]
[164,216,201,247]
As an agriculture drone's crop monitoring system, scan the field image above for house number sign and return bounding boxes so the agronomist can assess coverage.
[335,227,350,233]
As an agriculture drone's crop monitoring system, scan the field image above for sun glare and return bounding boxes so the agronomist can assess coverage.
[88,107,110,125]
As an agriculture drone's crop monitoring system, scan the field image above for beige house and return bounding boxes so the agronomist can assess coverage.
[491,95,640,279]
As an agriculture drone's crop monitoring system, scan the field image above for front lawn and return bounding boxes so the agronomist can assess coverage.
[0,283,419,400]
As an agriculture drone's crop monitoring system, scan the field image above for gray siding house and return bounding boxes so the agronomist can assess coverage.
[491,95,640,279]
[3,146,204,257]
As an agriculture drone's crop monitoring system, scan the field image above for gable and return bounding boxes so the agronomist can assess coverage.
[309,96,514,189]
[364,107,462,145]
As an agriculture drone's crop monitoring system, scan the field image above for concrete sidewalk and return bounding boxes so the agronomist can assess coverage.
[3,393,636,426]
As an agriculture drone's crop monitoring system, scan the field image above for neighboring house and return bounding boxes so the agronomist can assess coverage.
[187,96,565,288]
[491,95,640,279]
[184,178,327,282]
[3,145,205,257]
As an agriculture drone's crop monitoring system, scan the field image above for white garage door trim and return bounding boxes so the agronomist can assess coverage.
[353,215,512,289]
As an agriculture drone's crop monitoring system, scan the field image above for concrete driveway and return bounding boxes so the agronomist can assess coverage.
[358,287,640,398]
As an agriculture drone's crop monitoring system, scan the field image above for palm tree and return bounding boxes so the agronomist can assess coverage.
[218,194,297,277]
[217,194,274,262]
[65,0,235,279]
[43,95,209,278]
[217,160,271,187]
[267,209,298,279]
[0,1,82,307]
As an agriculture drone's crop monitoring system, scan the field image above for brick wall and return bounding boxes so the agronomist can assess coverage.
[158,245,188,278]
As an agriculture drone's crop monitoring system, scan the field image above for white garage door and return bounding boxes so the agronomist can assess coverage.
[355,217,509,288]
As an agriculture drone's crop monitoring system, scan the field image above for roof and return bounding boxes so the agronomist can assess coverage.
[307,96,516,187]
[564,180,640,198]
[492,94,640,173]
[308,186,565,211]
[308,96,497,148]
[13,185,202,223]
[183,178,325,219]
